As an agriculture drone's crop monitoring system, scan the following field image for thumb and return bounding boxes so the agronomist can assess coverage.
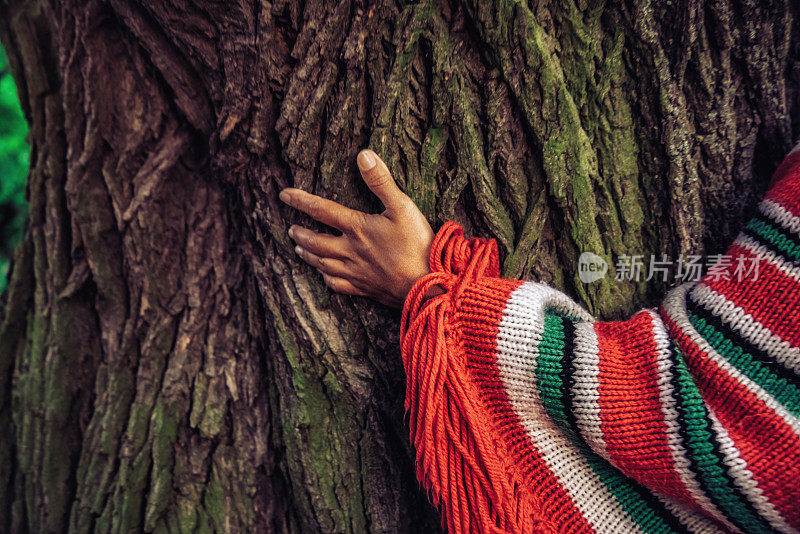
[357,150,407,213]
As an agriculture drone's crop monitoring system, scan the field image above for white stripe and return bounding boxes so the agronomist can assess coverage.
[735,233,800,283]
[690,283,800,376]
[495,282,644,534]
[570,322,611,462]
[662,284,800,442]
[760,199,800,237]
[647,310,739,531]
[707,408,797,533]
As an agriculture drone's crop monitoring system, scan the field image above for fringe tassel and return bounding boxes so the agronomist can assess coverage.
[400,222,546,534]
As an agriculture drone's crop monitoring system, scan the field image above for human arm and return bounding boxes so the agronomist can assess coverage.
[398,150,800,534]
[280,149,800,533]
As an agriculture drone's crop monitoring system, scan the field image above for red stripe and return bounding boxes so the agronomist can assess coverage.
[460,278,597,534]
[662,310,800,529]
[700,240,800,349]
[594,313,710,514]
[766,150,800,220]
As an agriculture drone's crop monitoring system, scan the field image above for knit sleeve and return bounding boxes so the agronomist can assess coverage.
[399,151,800,534]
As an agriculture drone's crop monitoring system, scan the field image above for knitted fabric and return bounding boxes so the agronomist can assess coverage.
[400,150,800,534]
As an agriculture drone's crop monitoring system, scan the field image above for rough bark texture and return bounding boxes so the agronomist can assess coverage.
[0,0,798,532]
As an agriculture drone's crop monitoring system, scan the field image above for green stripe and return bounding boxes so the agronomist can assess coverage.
[689,313,800,416]
[746,217,800,262]
[535,313,677,534]
[536,313,570,428]
[668,344,774,533]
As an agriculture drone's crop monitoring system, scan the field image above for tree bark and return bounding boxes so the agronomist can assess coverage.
[0,0,798,532]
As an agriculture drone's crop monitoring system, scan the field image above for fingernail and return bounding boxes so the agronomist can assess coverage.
[295,245,304,255]
[279,190,292,203]
[288,226,295,238]
[357,150,376,171]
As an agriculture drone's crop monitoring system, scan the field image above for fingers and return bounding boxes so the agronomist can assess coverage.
[280,188,359,232]
[293,246,351,278]
[294,244,367,297]
[357,149,408,214]
[288,225,349,258]
[280,149,407,222]
[321,273,367,296]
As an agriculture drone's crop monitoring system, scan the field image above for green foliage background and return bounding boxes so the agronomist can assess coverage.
[0,44,30,293]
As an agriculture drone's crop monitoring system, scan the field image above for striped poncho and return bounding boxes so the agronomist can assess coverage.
[400,150,800,533]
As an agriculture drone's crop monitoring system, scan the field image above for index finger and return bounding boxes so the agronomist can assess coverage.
[279,188,359,232]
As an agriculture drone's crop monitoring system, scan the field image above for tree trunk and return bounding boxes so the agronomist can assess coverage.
[0,0,797,532]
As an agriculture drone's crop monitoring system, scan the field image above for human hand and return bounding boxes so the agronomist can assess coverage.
[279,149,434,308]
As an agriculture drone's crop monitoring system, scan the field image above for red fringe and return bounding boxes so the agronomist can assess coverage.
[400,222,548,534]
